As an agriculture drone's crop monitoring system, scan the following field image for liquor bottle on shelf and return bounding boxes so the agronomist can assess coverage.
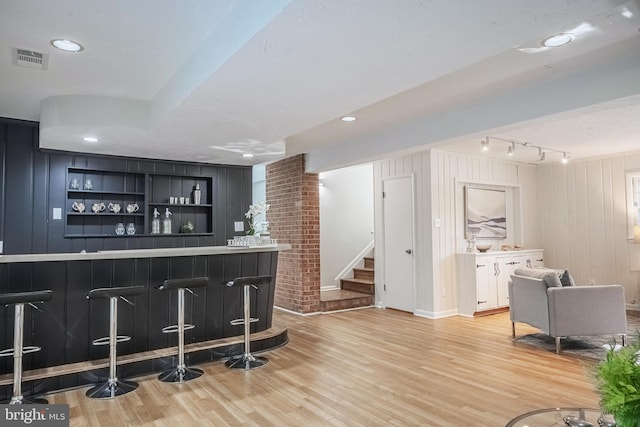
[162,208,172,234]
[151,208,161,234]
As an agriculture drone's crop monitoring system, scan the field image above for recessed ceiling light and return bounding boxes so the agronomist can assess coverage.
[82,136,99,143]
[542,33,574,47]
[242,153,254,158]
[50,39,84,52]
[340,116,357,122]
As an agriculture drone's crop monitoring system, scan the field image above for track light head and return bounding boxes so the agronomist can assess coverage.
[481,138,489,152]
[485,136,568,163]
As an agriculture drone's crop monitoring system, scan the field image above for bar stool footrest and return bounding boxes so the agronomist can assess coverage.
[161,324,195,334]
[158,366,204,383]
[230,317,259,326]
[92,335,131,346]
[0,345,41,358]
[86,379,138,399]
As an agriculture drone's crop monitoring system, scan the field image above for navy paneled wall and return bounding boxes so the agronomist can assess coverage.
[0,119,252,254]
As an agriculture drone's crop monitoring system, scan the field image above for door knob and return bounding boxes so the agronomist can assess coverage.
[405,249,412,254]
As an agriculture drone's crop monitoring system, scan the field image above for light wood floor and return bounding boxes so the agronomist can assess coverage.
[47,308,600,426]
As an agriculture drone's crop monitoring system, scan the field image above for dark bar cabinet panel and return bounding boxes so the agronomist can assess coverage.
[0,248,283,400]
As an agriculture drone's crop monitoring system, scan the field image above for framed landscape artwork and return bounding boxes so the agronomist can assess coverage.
[465,186,507,238]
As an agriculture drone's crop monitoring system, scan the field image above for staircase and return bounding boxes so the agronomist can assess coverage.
[320,257,375,312]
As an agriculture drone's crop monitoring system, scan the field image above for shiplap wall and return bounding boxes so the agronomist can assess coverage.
[374,149,539,318]
[538,152,640,304]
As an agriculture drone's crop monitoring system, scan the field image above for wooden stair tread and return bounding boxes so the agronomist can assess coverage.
[320,289,374,312]
[321,289,372,302]
[341,278,374,285]
[354,267,374,272]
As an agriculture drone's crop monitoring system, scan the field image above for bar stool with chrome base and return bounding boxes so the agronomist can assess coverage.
[225,275,272,370]
[86,285,144,399]
[157,277,210,383]
[0,290,53,404]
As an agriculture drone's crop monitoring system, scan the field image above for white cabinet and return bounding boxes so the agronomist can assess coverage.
[456,249,544,316]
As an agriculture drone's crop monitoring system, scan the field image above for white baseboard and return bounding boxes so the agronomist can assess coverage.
[414,308,458,319]
[274,305,322,316]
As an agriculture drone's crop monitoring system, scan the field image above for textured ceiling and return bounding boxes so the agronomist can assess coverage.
[1,0,639,170]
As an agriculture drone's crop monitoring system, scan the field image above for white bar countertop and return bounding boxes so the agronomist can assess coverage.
[457,248,543,256]
[0,244,291,264]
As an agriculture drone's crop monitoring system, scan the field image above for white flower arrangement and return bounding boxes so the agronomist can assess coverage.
[245,200,270,235]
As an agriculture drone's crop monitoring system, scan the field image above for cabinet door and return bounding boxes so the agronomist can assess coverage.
[495,255,527,307]
[475,258,496,311]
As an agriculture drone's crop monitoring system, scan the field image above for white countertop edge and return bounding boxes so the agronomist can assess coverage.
[0,244,292,263]
[457,248,543,256]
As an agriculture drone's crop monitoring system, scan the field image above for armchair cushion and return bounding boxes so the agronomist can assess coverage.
[513,267,562,287]
[558,269,575,287]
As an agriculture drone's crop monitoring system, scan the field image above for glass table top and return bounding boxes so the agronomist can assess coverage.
[506,407,614,427]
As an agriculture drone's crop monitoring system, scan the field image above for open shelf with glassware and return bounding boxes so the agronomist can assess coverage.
[65,167,146,237]
[147,174,213,235]
[65,168,215,238]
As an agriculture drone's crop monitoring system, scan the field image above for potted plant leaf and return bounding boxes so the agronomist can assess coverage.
[594,336,640,427]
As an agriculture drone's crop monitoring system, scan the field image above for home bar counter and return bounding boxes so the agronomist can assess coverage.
[0,244,290,400]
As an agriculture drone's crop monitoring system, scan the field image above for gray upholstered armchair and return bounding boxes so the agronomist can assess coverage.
[508,267,627,354]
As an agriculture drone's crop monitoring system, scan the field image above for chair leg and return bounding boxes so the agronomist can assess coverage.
[8,303,47,404]
[225,284,268,370]
[621,334,627,347]
[158,288,203,383]
[86,297,138,398]
[511,322,516,339]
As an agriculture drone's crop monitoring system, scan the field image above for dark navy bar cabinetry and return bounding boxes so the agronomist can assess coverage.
[0,246,288,401]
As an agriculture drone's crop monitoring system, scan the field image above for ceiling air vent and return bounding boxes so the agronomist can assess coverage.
[12,47,49,70]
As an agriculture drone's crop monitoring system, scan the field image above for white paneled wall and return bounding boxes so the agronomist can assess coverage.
[539,153,640,304]
[375,147,640,316]
[374,149,539,318]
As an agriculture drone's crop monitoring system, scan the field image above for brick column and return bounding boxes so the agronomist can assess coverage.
[266,154,320,314]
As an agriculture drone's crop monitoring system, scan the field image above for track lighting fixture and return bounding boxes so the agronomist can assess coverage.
[482,136,570,164]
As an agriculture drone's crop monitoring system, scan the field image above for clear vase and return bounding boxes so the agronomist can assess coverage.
[115,223,125,236]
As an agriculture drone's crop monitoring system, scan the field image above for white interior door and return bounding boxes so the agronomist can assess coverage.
[383,176,415,312]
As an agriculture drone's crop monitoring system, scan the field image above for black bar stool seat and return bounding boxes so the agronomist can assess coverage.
[157,277,209,383]
[86,285,144,399]
[225,275,271,370]
[0,290,53,306]
[0,289,52,404]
